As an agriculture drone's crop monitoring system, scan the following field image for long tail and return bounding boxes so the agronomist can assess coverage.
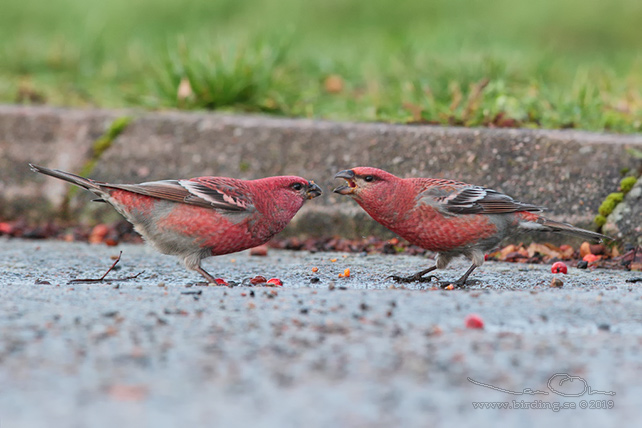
[29,164,102,192]
[520,214,610,243]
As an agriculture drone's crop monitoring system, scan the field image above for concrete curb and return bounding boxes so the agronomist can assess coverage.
[1,105,641,239]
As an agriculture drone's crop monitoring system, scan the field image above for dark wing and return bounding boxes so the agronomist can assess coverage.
[420,183,543,215]
[103,178,253,212]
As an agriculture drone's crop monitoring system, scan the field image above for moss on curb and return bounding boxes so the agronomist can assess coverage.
[595,174,640,231]
[620,176,637,194]
[594,214,607,228]
[598,193,624,217]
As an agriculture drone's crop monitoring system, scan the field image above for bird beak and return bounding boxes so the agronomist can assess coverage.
[333,169,356,195]
[306,181,323,199]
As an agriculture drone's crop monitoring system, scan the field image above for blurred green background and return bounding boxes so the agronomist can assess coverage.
[1,0,641,131]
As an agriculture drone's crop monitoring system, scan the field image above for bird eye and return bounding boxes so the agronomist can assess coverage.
[364,175,374,182]
[292,183,303,191]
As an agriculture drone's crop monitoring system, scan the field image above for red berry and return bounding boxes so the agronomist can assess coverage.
[551,261,568,274]
[214,278,229,286]
[0,222,13,234]
[267,278,283,286]
[465,314,484,329]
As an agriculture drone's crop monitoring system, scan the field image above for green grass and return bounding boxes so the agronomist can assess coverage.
[1,0,641,132]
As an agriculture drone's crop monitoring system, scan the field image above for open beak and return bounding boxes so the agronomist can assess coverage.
[306,181,323,199]
[333,169,356,195]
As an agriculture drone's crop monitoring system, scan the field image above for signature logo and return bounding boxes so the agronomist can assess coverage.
[468,374,616,397]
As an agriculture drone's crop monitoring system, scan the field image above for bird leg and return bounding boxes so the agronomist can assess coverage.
[440,264,479,288]
[195,265,218,285]
[389,266,439,283]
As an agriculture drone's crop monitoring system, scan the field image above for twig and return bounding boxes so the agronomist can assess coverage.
[69,252,144,284]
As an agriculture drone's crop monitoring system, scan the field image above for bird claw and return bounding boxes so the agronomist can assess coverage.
[388,274,439,283]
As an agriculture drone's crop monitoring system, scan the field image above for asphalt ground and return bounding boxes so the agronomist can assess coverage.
[1,238,641,427]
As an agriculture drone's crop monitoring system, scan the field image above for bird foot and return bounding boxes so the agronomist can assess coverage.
[439,279,481,289]
[388,274,439,283]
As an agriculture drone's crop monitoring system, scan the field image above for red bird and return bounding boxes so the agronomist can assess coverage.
[334,167,607,287]
[31,164,322,284]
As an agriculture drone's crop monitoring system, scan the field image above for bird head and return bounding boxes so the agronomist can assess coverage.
[258,176,322,210]
[275,177,322,200]
[333,167,399,201]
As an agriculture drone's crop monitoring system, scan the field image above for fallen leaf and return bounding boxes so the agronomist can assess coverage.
[89,224,109,244]
[498,244,517,260]
[250,245,268,256]
[250,276,267,285]
[558,244,574,259]
[527,243,561,260]
[590,244,606,255]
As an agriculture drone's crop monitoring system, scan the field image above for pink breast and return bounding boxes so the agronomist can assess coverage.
[392,206,498,252]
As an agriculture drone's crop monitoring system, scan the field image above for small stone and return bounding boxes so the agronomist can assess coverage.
[550,278,564,288]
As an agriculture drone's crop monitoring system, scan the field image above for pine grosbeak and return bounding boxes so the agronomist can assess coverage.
[334,167,607,287]
[31,164,322,283]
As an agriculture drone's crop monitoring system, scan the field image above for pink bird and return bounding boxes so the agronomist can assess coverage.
[30,164,322,284]
[334,167,608,287]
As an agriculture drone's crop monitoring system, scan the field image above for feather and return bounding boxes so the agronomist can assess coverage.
[103,178,253,212]
[420,182,543,215]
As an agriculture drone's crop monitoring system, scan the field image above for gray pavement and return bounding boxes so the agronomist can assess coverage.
[1,238,642,427]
